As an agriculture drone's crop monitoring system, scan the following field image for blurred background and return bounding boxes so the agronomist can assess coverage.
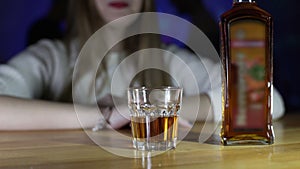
[0,0,299,113]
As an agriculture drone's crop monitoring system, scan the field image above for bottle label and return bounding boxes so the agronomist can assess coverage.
[229,19,267,131]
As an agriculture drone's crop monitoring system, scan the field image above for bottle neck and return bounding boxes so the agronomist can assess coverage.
[233,0,255,3]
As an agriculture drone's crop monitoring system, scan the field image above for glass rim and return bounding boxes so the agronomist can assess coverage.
[127,86,183,92]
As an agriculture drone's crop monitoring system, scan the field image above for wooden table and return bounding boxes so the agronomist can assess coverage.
[1,113,300,169]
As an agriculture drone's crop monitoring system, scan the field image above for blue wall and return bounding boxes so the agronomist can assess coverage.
[0,0,52,62]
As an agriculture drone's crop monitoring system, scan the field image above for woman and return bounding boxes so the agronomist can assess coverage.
[0,0,284,130]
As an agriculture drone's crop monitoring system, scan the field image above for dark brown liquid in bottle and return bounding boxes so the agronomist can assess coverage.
[220,1,274,145]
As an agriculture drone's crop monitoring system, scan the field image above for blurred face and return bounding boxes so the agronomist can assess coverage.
[94,0,143,23]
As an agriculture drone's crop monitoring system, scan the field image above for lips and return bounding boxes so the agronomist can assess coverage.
[109,1,129,9]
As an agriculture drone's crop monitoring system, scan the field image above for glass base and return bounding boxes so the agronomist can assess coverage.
[221,134,274,145]
[132,139,177,151]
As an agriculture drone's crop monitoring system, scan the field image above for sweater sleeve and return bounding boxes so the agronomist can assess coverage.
[0,64,33,98]
[0,40,66,99]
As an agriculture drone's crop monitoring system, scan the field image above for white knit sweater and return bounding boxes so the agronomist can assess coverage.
[0,39,285,121]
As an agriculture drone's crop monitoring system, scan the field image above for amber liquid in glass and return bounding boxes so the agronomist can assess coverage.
[131,116,178,149]
[220,1,274,145]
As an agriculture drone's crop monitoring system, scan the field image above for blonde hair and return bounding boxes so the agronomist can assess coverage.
[65,0,160,52]
[65,0,172,91]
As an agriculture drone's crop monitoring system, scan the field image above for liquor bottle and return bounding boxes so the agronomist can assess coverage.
[220,0,274,145]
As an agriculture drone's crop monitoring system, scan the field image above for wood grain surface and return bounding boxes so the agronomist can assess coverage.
[0,113,299,169]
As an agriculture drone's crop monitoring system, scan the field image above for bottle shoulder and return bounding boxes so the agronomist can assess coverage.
[221,3,272,22]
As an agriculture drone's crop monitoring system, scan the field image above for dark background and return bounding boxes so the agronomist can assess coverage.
[0,0,299,113]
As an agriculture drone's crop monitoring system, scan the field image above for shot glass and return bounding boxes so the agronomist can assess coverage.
[127,86,183,151]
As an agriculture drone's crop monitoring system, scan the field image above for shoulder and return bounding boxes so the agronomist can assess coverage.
[162,44,200,64]
[164,44,194,57]
[159,45,202,71]
[25,39,67,59]
[7,39,73,85]
[164,44,220,64]
[9,39,75,69]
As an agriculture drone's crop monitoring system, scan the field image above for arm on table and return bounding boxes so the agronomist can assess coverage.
[179,89,286,123]
[0,95,99,130]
